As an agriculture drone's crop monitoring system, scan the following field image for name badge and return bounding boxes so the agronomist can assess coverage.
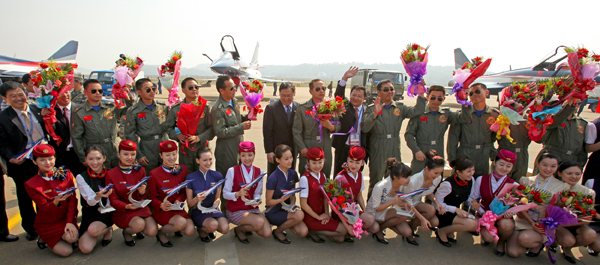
[120,181,126,184]
[316,136,321,141]
[431,140,436,145]
[154,135,159,140]
[163,180,170,183]
[43,189,52,194]
[210,182,216,186]
[475,145,481,149]
[349,133,360,146]
[528,209,540,222]
[515,148,521,153]
[387,134,392,139]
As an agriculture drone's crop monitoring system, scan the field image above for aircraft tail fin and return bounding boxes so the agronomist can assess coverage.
[250,42,259,66]
[48,41,78,62]
[454,48,469,69]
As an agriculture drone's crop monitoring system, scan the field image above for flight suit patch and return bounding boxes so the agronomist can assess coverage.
[158,109,165,118]
[138,113,147,120]
[560,123,566,128]
[225,109,233,117]
[393,108,400,116]
[105,111,114,119]
[84,115,93,123]
[305,110,313,117]
[420,116,428,123]
[486,117,495,124]
[578,125,584,133]
[439,115,447,123]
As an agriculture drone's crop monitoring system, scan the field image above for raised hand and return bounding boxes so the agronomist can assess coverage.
[342,66,360,81]
[373,97,383,116]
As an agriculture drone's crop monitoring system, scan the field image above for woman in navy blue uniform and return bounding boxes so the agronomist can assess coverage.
[186,147,229,242]
[265,144,308,244]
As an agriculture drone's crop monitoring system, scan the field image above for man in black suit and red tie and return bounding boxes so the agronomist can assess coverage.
[43,91,85,176]
[0,81,47,242]
[332,66,370,175]
[263,82,299,176]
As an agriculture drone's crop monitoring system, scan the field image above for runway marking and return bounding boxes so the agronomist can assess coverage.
[205,232,239,265]
[7,213,21,230]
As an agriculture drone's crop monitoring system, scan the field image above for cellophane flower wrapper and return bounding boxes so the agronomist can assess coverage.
[307,97,345,143]
[158,51,182,107]
[321,178,367,238]
[176,96,208,155]
[564,46,600,101]
[239,79,264,121]
[400,43,430,97]
[29,61,75,145]
[112,66,133,109]
[452,57,492,106]
[542,205,579,263]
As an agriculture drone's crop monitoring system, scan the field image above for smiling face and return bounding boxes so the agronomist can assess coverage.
[426,166,444,180]
[85,150,106,172]
[537,158,559,179]
[377,82,395,104]
[118,150,137,166]
[275,150,293,171]
[559,166,582,186]
[308,159,324,173]
[56,90,71,107]
[34,156,55,172]
[160,150,178,167]
[279,87,295,106]
[196,152,213,172]
[137,81,156,102]
[2,87,27,110]
[457,166,476,181]
[239,151,255,167]
[494,159,514,176]
[219,79,237,101]
[393,175,411,187]
[346,158,364,174]
[349,88,365,107]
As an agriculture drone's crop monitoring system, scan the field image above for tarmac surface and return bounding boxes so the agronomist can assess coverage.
[1,85,599,265]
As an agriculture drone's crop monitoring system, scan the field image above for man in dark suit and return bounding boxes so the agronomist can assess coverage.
[45,91,86,176]
[263,82,299,176]
[332,67,369,175]
[0,81,47,241]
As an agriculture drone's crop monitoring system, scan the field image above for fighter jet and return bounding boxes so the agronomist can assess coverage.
[203,35,297,83]
[450,45,600,95]
[0,40,78,79]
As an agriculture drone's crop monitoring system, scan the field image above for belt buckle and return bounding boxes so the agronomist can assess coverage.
[567,150,572,155]
[104,138,109,143]
[154,135,159,140]
[316,136,321,141]
[515,148,521,153]
[475,145,481,149]
[387,134,392,139]
[431,140,436,145]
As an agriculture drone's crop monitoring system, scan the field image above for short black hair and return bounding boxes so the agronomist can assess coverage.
[376,79,393,90]
[350,85,367,98]
[21,73,31,84]
[428,85,446,94]
[0,81,25,97]
[135,78,152,91]
[216,75,231,93]
[470,83,487,90]
[83,79,101,90]
[279,82,295,93]
[181,77,197,89]
[74,77,83,84]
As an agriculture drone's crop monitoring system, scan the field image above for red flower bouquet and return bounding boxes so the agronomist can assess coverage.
[239,79,264,120]
[312,96,346,120]
[320,178,366,238]
[565,46,600,101]
[400,43,430,97]
[176,95,208,156]
[452,56,492,106]
[157,51,182,107]
[552,190,597,222]
[112,55,144,108]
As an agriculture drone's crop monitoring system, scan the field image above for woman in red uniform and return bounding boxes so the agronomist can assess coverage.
[333,146,378,241]
[300,147,348,243]
[106,140,158,246]
[223,141,271,244]
[149,141,195,247]
[24,144,78,257]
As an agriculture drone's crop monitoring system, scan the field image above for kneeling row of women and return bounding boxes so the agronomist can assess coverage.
[23,140,599,264]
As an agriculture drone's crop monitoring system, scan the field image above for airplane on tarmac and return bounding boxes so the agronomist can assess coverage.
[0,40,79,80]
[203,35,298,83]
[450,45,600,95]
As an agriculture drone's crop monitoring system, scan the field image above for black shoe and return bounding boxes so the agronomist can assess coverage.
[157,237,173,248]
[435,231,451,248]
[25,232,38,241]
[123,230,135,247]
[71,242,78,249]
[564,254,576,264]
[481,239,490,246]
[36,239,48,249]
[274,234,291,244]
[307,233,325,243]
[234,229,249,244]
[200,235,211,242]
[101,238,112,247]
[244,231,253,236]
[469,231,480,236]
[404,237,419,246]
[381,229,386,236]
[372,233,388,245]
[494,249,505,257]
[174,232,183,237]
[548,245,557,253]
[344,237,354,243]
[0,234,19,242]
[136,232,145,240]
[447,237,457,243]
[589,246,599,256]
[525,248,542,257]
[412,232,420,238]
[208,232,216,240]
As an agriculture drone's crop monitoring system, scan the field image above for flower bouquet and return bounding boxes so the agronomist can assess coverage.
[400,43,429,97]
[112,55,144,108]
[540,205,579,263]
[564,46,600,101]
[526,77,575,142]
[157,51,182,107]
[492,82,535,143]
[176,95,208,156]
[320,178,367,238]
[452,56,492,106]
[552,190,597,221]
[29,60,75,145]
[239,79,264,120]
[306,96,345,143]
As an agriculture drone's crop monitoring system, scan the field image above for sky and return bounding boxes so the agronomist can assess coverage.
[1,0,600,74]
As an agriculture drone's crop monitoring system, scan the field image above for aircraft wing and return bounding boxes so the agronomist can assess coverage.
[248,74,302,84]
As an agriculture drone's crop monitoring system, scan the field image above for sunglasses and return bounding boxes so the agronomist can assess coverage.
[429,96,444,101]
[230,86,237,91]
[469,89,482,96]
[145,87,157,93]
[91,89,103,94]
[187,85,200,90]
[379,87,394,92]
[313,86,326,92]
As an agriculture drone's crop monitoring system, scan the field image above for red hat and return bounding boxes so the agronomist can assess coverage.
[119,140,137,151]
[348,146,366,161]
[306,147,325,161]
[497,149,517,164]
[32,144,55,157]
[159,140,178,152]
[238,141,255,152]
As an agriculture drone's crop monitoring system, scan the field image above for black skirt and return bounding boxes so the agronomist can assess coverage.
[79,205,113,237]
[436,211,457,228]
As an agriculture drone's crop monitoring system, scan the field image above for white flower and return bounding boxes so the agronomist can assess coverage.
[582,57,593,66]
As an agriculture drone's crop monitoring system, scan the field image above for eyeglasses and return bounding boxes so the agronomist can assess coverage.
[469,89,482,96]
[379,87,394,92]
[91,89,103,94]
[429,96,444,101]
[145,87,157,93]
[230,86,237,91]
[187,85,200,90]
[313,86,326,92]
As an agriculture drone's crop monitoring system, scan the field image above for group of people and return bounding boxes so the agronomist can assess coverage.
[0,66,597,263]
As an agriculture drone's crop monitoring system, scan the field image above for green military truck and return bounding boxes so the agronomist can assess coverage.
[350,69,407,103]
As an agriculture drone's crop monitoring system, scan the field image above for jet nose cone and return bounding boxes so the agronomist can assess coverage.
[210,59,237,75]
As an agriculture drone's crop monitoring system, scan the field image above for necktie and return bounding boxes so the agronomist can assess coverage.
[23,111,42,142]
[286,106,292,123]
[62,107,71,145]
[354,107,359,132]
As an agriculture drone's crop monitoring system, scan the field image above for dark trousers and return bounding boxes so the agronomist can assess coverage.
[0,175,9,237]
[7,160,37,234]
[56,148,86,176]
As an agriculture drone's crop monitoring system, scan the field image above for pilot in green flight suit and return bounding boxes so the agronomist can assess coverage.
[447,83,499,178]
[163,78,214,173]
[292,79,340,177]
[405,85,471,173]
[124,79,169,173]
[362,79,426,196]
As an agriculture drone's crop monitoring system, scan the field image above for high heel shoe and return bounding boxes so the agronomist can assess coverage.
[589,246,599,256]
[273,232,291,244]
[372,233,388,245]
[435,231,451,248]
[403,237,419,246]
[101,237,112,247]
[481,239,490,246]
[494,248,505,257]
[136,232,145,240]
[234,228,250,244]
[307,233,325,243]
[157,236,173,248]
[122,230,135,247]
[174,232,183,237]
[36,239,48,250]
[447,237,457,243]
[208,232,216,240]
[525,247,542,257]
[562,246,576,264]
